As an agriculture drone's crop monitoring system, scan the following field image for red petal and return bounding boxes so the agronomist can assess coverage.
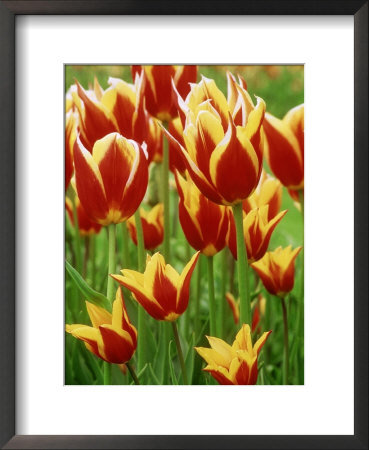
[73,138,109,223]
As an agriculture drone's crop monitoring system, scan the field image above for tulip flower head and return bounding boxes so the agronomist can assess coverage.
[243,172,283,221]
[195,324,271,385]
[251,245,302,297]
[175,172,229,256]
[227,205,287,262]
[66,288,137,364]
[167,73,266,206]
[131,65,197,122]
[65,196,102,236]
[112,252,200,321]
[72,80,118,151]
[263,104,304,190]
[73,132,148,226]
[127,204,164,251]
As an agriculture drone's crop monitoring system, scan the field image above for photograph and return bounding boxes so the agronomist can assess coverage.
[65,64,304,386]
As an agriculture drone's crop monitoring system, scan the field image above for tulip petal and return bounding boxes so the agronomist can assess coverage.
[207,336,235,365]
[209,119,260,204]
[85,301,112,328]
[73,137,109,223]
[75,81,117,150]
[283,104,304,156]
[112,274,166,321]
[253,330,272,355]
[263,113,304,189]
[99,325,135,364]
[203,366,234,385]
[176,251,200,313]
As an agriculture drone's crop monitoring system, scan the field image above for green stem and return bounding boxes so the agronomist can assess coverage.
[232,202,251,325]
[194,254,202,339]
[218,249,227,338]
[162,125,170,261]
[71,199,82,274]
[207,255,217,336]
[134,209,147,372]
[295,189,304,383]
[106,224,116,303]
[103,362,111,385]
[121,222,130,269]
[281,296,289,385]
[83,236,90,279]
[90,235,96,289]
[104,223,116,385]
[126,361,140,385]
[171,321,188,385]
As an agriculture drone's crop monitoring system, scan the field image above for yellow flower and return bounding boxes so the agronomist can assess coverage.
[195,324,271,385]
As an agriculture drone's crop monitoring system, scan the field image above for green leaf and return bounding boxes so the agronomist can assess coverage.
[147,363,161,385]
[66,260,110,309]
[154,321,170,384]
[195,318,209,346]
[183,332,195,385]
[168,341,178,385]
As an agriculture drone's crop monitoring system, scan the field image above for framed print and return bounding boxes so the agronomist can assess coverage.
[1,1,367,449]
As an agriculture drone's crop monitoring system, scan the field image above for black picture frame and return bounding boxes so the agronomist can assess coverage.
[0,1,367,449]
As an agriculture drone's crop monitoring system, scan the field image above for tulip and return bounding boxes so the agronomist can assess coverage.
[112,251,199,321]
[72,74,162,157]
[175,172,229,257]
[66,287,137,364]
[227,205,287,262]
[251,245,302,297]
[225,293,265,333]
[65,111,77,191]
[73,132,148,226]
[131,65,197,122]
[99,73,148,142]
[243,172,282,221]
[195,324,271,385]
[263,104,304,190]
[66,196,102,236]
[127,204,164,250]
[72,80,118,151]
[167,74,266,206]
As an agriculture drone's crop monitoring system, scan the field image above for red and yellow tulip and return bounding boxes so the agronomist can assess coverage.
[251,245,302,297]
[195,324,271,385]
[227,205,287,262]
[72,80,118,151]
[263,104,304,190]
[167,73,266,205]
[175,172,229,256]
[72,74,162,159]
[112,252,199,321]
[127,204,164,251]
[131,65,197,122]
[65,196,102,236]
[66,287,137,364]
[73,132,148,226]
[243,172,282,221]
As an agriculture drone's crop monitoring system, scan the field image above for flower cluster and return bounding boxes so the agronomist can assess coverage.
[65,65,304,386]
